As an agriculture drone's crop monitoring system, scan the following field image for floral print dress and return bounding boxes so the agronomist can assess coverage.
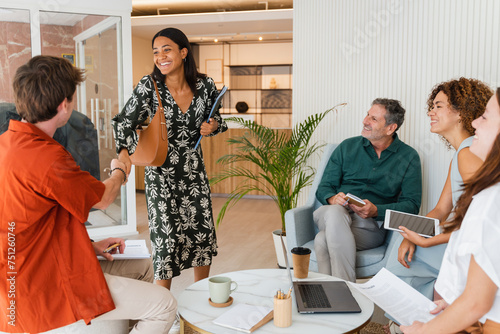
[112,75,227,280]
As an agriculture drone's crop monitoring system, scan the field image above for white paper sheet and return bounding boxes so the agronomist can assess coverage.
[349,268,437,326]
[213,304,273,333]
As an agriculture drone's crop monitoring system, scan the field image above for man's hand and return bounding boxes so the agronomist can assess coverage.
[398,238,416,268]
[200,118,218,136]
[327,192,348,206]
[349,199,377,219]
[92,238,126,261]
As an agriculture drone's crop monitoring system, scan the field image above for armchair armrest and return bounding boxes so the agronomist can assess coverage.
[285,204,316,250]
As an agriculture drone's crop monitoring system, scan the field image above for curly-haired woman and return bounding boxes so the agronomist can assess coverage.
[401,87,500,333]
[384,78,493,333]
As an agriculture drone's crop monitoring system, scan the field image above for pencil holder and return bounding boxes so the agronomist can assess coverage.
[273,296,292,327]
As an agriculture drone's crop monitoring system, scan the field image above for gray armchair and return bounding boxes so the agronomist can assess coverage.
[285,143,399,278]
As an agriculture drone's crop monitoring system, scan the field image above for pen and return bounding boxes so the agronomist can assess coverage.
[103,243,121,253]
[286,287,292,299]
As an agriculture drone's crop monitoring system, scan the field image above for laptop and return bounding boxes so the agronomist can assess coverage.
[280,236,361,314]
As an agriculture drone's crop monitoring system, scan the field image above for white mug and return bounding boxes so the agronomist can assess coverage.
[209,276,238,304]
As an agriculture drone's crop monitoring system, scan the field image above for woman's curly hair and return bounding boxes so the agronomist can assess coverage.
[427,77,493,148]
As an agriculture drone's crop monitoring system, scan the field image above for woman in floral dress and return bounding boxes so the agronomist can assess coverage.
[112,27,227,289]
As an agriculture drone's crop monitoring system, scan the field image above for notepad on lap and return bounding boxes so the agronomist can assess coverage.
[97,239,151,260]
[213,304,273,333]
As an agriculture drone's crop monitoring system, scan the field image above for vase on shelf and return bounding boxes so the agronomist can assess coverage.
[269,77,277,89]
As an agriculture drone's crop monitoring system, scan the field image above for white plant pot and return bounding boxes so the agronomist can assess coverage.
[272,229,290,268]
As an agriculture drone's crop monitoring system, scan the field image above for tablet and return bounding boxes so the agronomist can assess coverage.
[384,209,441,237]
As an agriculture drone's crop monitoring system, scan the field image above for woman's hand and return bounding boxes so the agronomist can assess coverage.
[430,299,449,314]
[200,118,218,136]
[400,226,430,247]
[118,148,132,176]
[92,238,126,261]
[400,301,448,333]
[398,238,416,268]
[400,321,426,333]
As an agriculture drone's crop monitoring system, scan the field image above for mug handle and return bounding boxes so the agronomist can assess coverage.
[230,281,238,293]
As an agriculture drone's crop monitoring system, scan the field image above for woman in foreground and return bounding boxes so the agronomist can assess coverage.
[401,88,500,333]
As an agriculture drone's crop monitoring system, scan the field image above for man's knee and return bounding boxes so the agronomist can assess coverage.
[138,259,155,283]
[314,231,327,254]
[154,286,177,319]
[314,204,351,229]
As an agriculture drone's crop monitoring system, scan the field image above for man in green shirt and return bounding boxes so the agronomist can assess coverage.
[314,98,422,282]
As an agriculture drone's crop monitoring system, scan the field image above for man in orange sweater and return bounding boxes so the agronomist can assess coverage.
[0,55,176,333]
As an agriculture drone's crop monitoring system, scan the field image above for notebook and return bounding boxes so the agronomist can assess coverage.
[194,85,227,149]
[280,236,361,314]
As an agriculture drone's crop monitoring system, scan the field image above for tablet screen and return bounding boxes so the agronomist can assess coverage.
[387,211,436,237]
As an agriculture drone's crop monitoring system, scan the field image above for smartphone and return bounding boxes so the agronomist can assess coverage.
[345,193,366,207]
[384,209,441,237]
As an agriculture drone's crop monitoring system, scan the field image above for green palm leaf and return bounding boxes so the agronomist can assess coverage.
[210,103,346,231]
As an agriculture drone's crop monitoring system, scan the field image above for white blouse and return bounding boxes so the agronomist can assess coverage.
[435,182,500,323]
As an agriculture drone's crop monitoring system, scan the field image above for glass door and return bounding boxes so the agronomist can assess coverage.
[73,16,136,238]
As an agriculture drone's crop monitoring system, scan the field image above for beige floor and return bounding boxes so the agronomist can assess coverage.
[128,191,388,325]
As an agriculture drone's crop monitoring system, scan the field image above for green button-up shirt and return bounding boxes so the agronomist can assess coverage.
[316,135,422,221]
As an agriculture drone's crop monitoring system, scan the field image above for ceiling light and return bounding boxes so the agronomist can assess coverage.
[214,38,218,43]
[259,36,263,41]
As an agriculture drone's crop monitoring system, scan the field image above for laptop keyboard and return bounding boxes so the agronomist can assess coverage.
[298,284,332,309]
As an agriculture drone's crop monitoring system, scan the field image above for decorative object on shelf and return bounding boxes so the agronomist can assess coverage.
[269,77,277,89]
[235,101,249,113]
[210,103,347,267]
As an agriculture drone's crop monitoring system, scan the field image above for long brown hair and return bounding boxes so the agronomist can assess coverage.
[445,88,500,233]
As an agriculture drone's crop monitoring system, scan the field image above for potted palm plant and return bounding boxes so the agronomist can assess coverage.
[210,103,346,267]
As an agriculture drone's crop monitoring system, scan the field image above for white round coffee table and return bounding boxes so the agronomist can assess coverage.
[178,269,374,334]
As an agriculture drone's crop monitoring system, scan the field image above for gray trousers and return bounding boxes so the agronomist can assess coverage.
[313,205,386,282]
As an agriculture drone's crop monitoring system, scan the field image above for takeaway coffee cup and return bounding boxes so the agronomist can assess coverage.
[291,247,311,279]
[208,276,238,304]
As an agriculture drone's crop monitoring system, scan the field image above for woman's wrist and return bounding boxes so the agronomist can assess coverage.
[118,148,129,158]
